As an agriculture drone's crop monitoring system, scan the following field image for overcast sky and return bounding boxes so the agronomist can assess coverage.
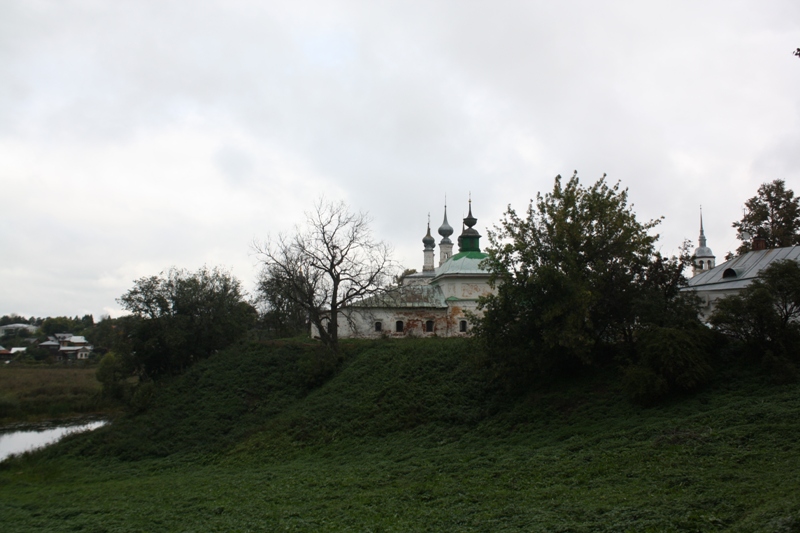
[1,0,799,319]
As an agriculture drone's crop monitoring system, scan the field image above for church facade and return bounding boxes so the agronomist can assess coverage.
[333,200,495,338]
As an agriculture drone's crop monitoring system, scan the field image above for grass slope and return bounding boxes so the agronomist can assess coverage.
[1,338,800,532]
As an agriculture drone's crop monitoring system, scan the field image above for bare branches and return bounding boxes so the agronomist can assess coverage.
[254,198,394,350]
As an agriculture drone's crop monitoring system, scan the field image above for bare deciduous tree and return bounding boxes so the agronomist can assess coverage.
[254,198,393,351]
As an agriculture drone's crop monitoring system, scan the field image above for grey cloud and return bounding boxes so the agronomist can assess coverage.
[1,0,799,316]
[215,145,255,186]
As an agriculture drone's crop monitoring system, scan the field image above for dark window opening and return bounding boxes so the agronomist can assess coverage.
[459,320,468,333]
[374,322,382,332]
[722,268,737,279]
[396,320,404,333]
[425,320,434,333]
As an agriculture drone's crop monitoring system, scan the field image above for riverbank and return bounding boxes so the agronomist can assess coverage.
[0,419,108,462]
[0,365,113,425]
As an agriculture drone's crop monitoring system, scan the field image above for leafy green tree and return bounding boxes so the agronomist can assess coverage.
[96,352,130,400]
[474,172,702,384]
[80,314,94,329]
[0,314,29,327]
[89,315,129,354]
[732,180,800,254]
[41,316,81,336]
[255,264,310,339]
[117,266,257,379]
[631,241,703,330]
[476,173,657,373]
[710,259,800,353]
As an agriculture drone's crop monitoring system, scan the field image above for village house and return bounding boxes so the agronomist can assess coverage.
[40,333,95,361]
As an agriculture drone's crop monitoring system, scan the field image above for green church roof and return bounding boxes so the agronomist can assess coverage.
[432,250,490,280]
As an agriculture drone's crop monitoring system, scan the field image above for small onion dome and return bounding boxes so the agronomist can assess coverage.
[438,206,454,243]
[423,224,435,250]
[463,201,477,229]
[459,200,481,253]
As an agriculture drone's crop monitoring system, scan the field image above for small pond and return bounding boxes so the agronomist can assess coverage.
[0,420,107,462]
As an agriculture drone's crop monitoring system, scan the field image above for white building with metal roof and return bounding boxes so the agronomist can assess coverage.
[0,324,38,336]
[685,245,800,320]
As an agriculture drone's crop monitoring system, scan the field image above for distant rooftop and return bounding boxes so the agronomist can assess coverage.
[686,245,800,292]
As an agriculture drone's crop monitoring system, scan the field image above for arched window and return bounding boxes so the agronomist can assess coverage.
[459,320,468,333]
[698,260,704,269]
[722,268,737,279]
[396,320,404,333]
[425,320,434,333]
[374,322,382,332]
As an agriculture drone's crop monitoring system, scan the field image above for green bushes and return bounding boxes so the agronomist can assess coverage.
[623,327,714,404]
[711,259,800,382]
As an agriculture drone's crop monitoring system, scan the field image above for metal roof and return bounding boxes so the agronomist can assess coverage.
[431,251,490,280]
[0,324,37,332]
[350,284,447,309]
[59,345,93,352]
[685,245,800,292]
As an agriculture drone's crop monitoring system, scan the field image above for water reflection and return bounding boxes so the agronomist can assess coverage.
[0,420,106,461]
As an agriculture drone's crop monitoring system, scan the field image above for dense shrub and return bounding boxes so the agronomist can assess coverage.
[623,327,713,404]
[711,259,800,380]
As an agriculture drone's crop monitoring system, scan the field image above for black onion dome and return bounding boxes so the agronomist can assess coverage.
[463,201,477,228]
[438,207,453,237]
[423,224,435,249]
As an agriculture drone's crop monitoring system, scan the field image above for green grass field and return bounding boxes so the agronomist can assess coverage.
[1,338,799,531]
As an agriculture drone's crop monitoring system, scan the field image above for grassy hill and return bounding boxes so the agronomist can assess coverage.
[1,337,800,531]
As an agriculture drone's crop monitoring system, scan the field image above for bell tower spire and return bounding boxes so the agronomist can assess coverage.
[693,206,715,276]
[422,213,435,272]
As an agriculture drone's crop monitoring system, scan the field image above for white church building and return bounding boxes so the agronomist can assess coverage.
[333,200,495,338]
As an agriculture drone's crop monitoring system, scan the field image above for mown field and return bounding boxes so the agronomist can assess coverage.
[1,338,799,532]
[0,365,105,423]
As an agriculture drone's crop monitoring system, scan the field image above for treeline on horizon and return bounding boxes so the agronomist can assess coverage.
[7,175,800,407]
